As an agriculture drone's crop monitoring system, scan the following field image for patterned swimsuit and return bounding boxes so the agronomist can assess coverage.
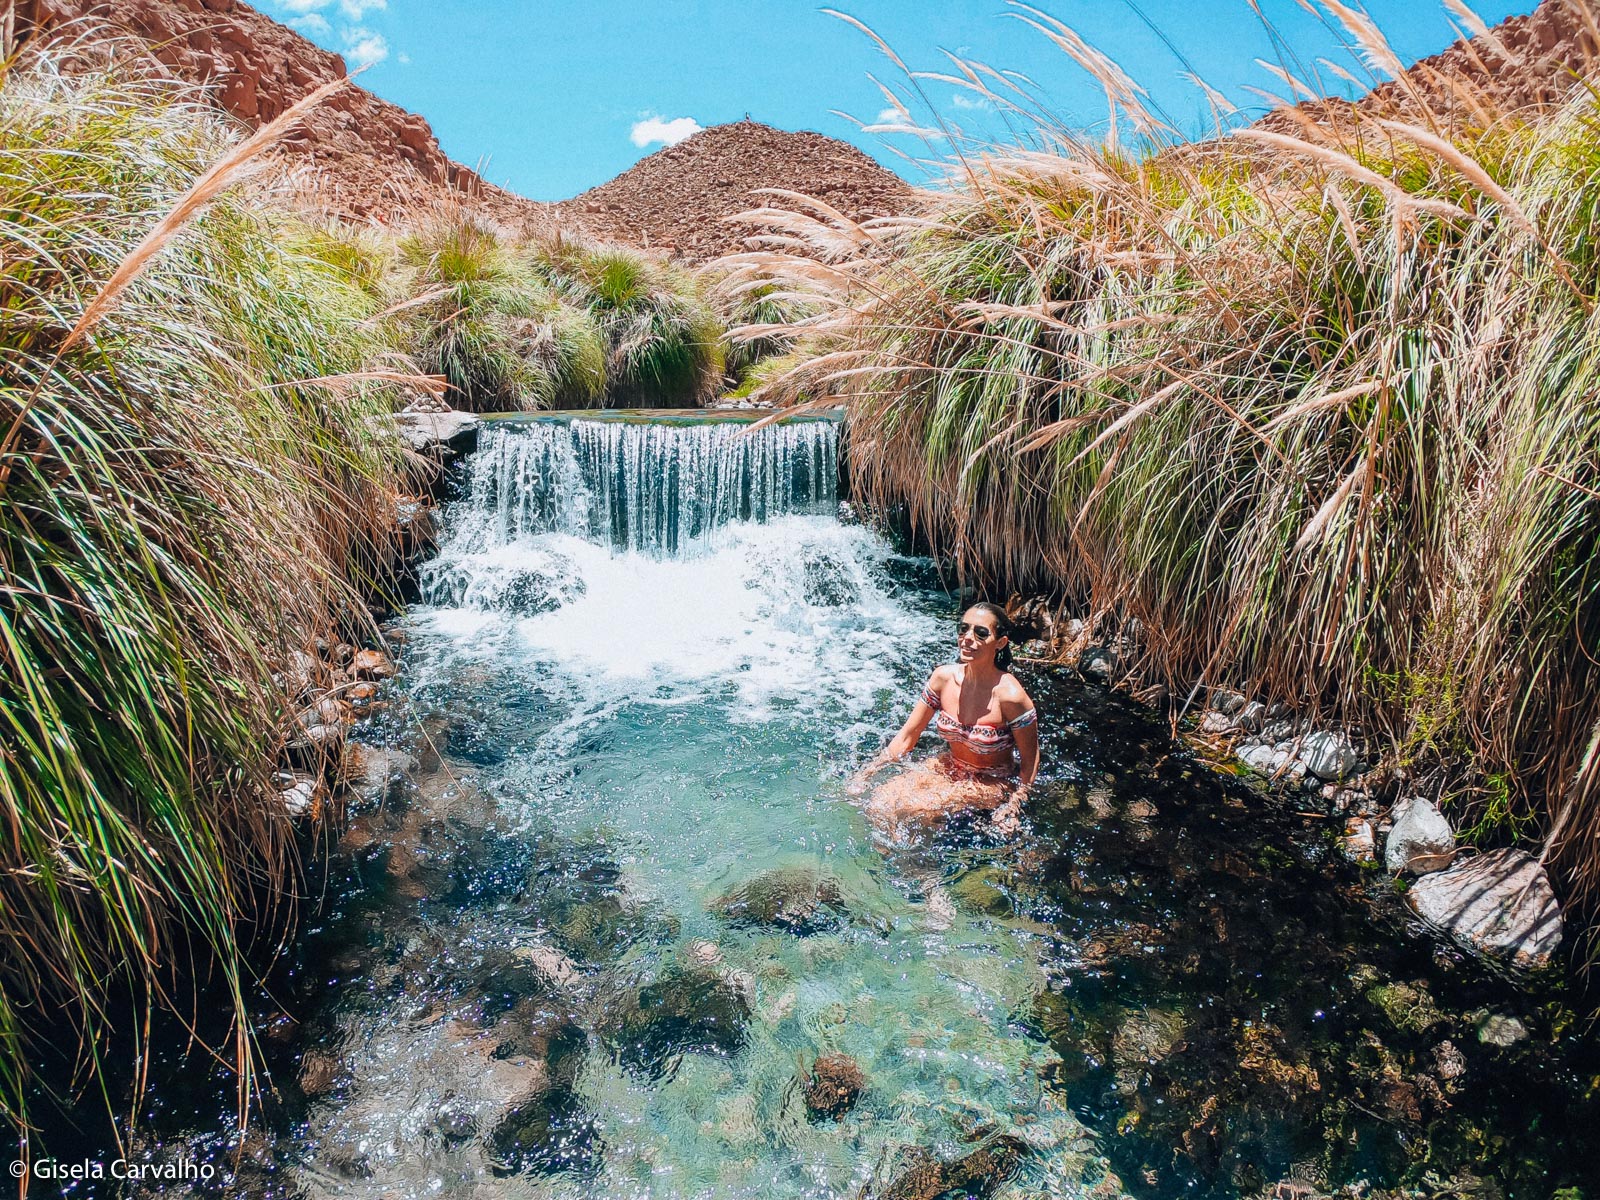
[920,678,1037,761]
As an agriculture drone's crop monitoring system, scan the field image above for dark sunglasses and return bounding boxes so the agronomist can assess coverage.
[957,621,995,641]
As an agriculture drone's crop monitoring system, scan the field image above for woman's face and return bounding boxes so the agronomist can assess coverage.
[957,607,1007,665]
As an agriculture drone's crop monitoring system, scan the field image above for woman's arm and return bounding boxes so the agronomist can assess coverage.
[991,689,1039,834]
[848,671,943,792]
[1013,715,1039,788]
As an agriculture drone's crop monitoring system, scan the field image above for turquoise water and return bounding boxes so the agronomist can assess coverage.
[282,417,1112,1197]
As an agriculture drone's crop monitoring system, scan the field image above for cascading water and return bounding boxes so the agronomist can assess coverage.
[438,417,839,559]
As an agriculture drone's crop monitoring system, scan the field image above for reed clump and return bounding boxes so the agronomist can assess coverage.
[0,49,410,1126]
[390,219,726,410]
[723,3,1600,946]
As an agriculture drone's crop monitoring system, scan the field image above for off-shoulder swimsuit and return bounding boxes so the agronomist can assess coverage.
[920,680,1037,757]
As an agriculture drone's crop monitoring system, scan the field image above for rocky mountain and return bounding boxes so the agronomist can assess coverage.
[1258,0,1599,132]
[553,121,913,262]
[17,0,1600,254]
[16,0,546,226]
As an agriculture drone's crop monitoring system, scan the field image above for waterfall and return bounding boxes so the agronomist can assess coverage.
[453,416,838,556]
[420,415,843,614]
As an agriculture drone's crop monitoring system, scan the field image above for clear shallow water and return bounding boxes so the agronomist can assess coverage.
[25,417,1600,1200]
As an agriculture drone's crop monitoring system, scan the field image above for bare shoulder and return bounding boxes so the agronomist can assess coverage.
[998,672,1036,714]
[927,663,955,687]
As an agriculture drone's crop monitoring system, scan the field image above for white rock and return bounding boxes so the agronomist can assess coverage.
[1385,796,1456,874]
[1211,690,1246,716]
[513,943,581,990]
[1236,701,1268,731]
[281,778,318,818]
[1476,1013,1528,1047]
[1297,731,1360,781]
[1197,711,1236,735]
[1409,849,1563,970]
[392,409,480,455]
[1341,818,1376,862]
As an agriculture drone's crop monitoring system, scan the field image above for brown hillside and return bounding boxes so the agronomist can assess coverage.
[1258,0,1600,133]
[553,121,913,262]
[16,0,548,227]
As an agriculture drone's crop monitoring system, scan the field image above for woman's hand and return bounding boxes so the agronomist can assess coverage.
[991,785,1028,836]
[845,752,897,797]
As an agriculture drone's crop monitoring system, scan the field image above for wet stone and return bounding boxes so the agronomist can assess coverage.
[433,1097,477,1142]
[801,1051,866,1120]
[487,1084,602,1178]
[611,967,752,1079]
[1366,980,1447,1034]
[1476,1012,1529,1047]
[708,866,847,934]
[877,1134,1030,1200]
[947,866,1013,917]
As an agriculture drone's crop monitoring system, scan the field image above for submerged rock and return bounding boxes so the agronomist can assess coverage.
[947,867,1013,917]
[801,1051,865,1120]
[611,967,752,1079]
[487,1085,602,1179]
[875,1135,1030,1200]
[1475,1012,1529,1047]
[344,745,418,807]
[1408,848,1563,969]
[1385,796,1456,874]
[708,867,846,934]
[1366,980,1446,1033]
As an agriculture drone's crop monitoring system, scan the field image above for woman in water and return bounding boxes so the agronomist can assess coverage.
[852,602,1039,837]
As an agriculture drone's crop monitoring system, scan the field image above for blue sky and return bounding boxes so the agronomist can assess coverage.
[265,0,1537,201]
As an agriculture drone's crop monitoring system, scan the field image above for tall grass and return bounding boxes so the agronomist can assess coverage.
[393,218,606,411]
[725,2,1600,944]
[530,236,726,407]
[388,220,727,411]
[0,48,409,1129]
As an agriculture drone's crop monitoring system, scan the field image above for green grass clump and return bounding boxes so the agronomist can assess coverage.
[0,51,408,1126]
[734,12,1600,941]
[530,240,726,407]
[393,218,606,410]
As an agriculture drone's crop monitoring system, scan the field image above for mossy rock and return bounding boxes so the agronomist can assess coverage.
[708,866,847,935]
[610,967,752,1079]
[487,1083,603,1179]
[948,866,1013,917]
[1366,980,1446,1034]
[876,1134,1030,1200]
[801,1051,866,1120]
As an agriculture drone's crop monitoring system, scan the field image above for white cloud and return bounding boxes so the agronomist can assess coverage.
[875,106,904,123]
[397,52,412,65]
[288,12,332,35]
[342,26,390,66]
[951,93,994,111]
[339,0,387,17]
[278,0,330,13]
[630,114,702,148]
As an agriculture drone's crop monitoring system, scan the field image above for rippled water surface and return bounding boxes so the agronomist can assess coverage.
[37,416,1600,1200]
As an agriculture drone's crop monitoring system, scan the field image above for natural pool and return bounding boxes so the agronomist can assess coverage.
[43,414,1600,1199]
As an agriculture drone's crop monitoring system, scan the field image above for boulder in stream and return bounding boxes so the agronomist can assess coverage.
[708,866,847,934]
[1385,795,1456,874]
[801,1051,865,1120]
[1408,848,1563,969]
[874,1134,1030,1200]
[611,966,752,1079]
